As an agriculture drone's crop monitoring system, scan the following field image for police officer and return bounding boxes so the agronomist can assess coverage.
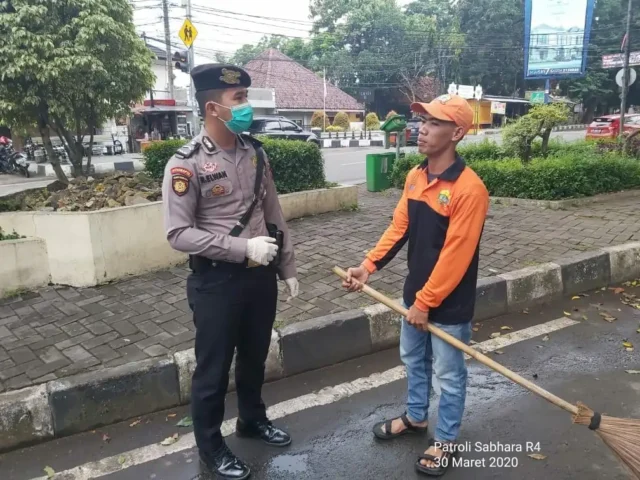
[162,64,299,480]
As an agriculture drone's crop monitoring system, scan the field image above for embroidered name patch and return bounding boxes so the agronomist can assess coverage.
[200,171,228,184]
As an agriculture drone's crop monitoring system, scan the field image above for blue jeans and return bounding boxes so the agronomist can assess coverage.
[399,305,472,442]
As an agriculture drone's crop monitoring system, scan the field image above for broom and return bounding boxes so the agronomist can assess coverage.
[332,266,640,479]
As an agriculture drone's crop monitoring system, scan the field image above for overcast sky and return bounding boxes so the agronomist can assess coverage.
[133,0,413,87]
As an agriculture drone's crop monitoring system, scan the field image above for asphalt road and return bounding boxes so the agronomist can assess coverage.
[322,130,587,185]
[2,285,639,480]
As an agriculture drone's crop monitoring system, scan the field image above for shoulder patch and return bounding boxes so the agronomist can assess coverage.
[175,139,201,159]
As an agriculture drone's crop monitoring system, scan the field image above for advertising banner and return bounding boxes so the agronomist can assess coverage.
[524,0,595,79]
[602,51,640,69]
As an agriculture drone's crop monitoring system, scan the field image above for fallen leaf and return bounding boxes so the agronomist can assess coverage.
[599,312,617,323]
[522,308,529,314]
[474,322,483,327]
[536,345,545,348]
[118,456,126,465]
[494,350,504,355]
[129,419,141,427]
[500,326,513,331]
[102,433,111,443]
[614,287,625,295]
[636,328,640,334]
[489,332,501,339]
[166,413,177,419]
[44,466,55,478]
[563,311,572,316]
[623,341,633,348]
[469,340,478,345]
[528,453,547,461]
[626,347,634,352]
[176,416,193,428]
[542,335,550,342]
[581,315,588,321]
[472,327,479,332]
[601,287,606,291]
[161,433,179,446]
[571,296,581,300]
[625,370,640,374]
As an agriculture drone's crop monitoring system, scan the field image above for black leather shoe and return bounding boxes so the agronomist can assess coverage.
[199,445,251,480]
[236,418,292,447]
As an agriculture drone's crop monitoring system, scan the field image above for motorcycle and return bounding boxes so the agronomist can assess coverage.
[0,137,30,177]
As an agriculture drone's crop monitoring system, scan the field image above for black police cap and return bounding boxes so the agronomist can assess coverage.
[191,64,251,92]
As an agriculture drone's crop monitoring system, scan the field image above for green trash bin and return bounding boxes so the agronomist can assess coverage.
[366,152,396,192]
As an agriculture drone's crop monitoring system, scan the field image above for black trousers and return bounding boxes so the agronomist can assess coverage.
[186,262,277,454]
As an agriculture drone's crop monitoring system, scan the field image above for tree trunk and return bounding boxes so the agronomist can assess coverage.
[38,122,68,185]
[541,128,552,157]
[85,127,95,176]
[624,128,640,156]
[50,115,84,178]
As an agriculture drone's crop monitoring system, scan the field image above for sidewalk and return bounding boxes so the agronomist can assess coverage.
[1,185,640,393]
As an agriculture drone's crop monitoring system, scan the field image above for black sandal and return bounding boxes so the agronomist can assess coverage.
[415,439,457,477]
[372,413,427,440]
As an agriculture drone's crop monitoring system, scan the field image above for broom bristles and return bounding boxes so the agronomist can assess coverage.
[572,402,640,479]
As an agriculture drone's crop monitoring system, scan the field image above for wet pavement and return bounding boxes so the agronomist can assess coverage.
[1,286,639,480]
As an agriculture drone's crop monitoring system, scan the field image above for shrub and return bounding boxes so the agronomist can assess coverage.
[386,110,398,120]
[311,110,330,130]
[143,139,188,180]
[365,112,380,130]
[326,125,344,132]
[390,153,424,188]
[333,111,350,131]
[472,153,640,200]
[142,137,325,195]
[260,138,326,194]
[457,140,505,162]
[390,146,640,200]
[0,227,24,241]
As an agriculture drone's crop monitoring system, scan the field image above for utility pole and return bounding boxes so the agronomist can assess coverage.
[620,0,633,136]
[162,0,175,99]
[185,0,198,133]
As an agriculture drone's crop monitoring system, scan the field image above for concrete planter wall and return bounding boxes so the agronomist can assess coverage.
[0,238,50,297]
[0,185,358,288]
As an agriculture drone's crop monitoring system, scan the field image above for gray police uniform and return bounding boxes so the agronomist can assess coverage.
[161,66,296,458]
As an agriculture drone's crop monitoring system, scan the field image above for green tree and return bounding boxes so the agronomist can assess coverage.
[0,0,154,182]
[503,104,570,162]
[456,0,524,96]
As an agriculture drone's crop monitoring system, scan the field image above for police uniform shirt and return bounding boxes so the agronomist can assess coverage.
[162,132,297,281]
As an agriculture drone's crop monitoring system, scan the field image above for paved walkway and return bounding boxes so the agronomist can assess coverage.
[1,186,640,393]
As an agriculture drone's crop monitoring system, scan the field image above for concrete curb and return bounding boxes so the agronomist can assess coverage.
[1,241,639,452]
[491,190,640,210]
[28,160,145,178]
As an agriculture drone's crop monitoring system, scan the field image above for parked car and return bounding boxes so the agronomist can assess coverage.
[585,114,640,140]
[406,117,421,145]
[246,116,321,147]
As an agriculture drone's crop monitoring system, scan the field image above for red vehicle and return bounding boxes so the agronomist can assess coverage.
[585,114,640,140]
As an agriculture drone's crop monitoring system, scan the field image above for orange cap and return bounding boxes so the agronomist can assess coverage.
[411,94,475,135]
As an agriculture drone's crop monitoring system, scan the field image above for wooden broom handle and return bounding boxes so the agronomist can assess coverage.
[333,267,580,416]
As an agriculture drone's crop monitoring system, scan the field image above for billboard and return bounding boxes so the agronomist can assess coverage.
[524,0,595,79]
[602,51,640,69]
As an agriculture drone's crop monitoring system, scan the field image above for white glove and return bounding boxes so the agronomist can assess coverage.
[284,278,299,300]
[245,236,278,266]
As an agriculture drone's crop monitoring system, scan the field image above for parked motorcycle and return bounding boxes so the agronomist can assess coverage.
[0,137,30,177]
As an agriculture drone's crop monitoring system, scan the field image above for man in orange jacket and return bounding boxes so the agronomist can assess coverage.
[343,94,489,476]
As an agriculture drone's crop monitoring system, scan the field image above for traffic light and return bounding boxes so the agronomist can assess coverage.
[173,51,189,73]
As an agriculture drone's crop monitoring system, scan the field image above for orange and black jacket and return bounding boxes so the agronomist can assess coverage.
[362,156,489,325]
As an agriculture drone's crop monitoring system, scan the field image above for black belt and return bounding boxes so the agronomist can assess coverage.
[188,255,264,273]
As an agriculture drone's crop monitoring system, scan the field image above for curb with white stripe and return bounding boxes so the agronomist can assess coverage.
[1,242,639,453]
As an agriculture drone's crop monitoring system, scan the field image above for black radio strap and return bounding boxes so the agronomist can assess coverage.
[229,136,265,237]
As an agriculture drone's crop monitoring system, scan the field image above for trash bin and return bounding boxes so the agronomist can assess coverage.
[366,152,396,192]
